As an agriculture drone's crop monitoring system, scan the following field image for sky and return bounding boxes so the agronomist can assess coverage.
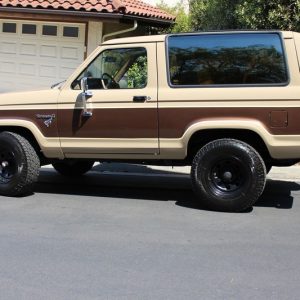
[143,0,180,7]
[143,0,190,13]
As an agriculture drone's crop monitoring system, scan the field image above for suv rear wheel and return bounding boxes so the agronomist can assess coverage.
[191,139,266,212]
[53,160,94,177]
[0,131,40,196]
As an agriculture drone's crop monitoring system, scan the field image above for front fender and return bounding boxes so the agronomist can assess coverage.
[0,119,63,159]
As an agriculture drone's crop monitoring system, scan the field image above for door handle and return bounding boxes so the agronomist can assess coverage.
[133,96,148,102]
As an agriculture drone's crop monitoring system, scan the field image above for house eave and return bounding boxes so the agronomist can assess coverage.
[122,15,174,27]
[0,7,174,26]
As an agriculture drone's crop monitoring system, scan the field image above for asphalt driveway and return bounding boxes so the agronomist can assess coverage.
[0,166,299,299]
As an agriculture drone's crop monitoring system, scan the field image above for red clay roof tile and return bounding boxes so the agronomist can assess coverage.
[0,0,175,21]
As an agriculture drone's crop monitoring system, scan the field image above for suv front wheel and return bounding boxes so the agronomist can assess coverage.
[191,139,266,212]
[0,131,40,196]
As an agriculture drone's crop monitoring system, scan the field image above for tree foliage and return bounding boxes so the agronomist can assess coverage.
[156,0,191,33]
[189,0,240,30]
[188,0,300,31]
[127,56,147,88]
[236,0,300,31]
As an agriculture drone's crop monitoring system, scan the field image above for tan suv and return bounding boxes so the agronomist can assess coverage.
[0,30,299,212]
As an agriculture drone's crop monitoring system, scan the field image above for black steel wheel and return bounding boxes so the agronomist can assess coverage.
[53,160,94,177]
[191,139,266,212]
[0,132,40,196]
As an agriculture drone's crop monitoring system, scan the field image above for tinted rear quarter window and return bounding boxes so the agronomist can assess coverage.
[167,33,288,86]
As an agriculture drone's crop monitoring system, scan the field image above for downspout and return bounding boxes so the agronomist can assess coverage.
[102,20,138,43]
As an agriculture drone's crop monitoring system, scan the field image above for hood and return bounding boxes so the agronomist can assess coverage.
[0,89,60,107]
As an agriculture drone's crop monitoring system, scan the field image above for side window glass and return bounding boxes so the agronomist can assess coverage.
[72,47,147,90]
[168,33,288,86]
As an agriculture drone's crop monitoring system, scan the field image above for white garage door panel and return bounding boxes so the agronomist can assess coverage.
[60,64,79,79]
[20,43,37,56]
[0,20,86,93]
[1,42,17,53]
[61,46,80,59]
[40,45,57,57]
[40,65,57,78]
[19,63,36,76]
[1,61,16,73]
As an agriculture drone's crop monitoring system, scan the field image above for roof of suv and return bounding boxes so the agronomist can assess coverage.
[102,30,295,46]
[103,35,166,45]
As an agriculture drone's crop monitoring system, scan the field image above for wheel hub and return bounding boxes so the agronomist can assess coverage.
[210,158,246,193]
[0,151,16,183]
[0,161,12,179]
[222,171,232,182]
[1,161,9,168]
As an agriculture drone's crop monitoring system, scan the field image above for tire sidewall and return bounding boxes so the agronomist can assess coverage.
[191,139,266,211]
[0,133,27,194]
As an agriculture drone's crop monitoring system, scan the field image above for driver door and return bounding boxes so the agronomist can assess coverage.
[57,43,158,158]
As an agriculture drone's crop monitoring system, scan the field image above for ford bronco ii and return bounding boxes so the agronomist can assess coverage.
[0,31,300,212]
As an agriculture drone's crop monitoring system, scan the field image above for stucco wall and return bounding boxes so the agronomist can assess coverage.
[86,21,148,56]
[87,21,103,56]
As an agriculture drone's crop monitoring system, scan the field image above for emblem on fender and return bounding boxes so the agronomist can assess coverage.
[36,114,56,128]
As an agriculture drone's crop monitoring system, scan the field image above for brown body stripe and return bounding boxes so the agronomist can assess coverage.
[0,107,299,139]
[159,107,300,137]
[0,110,58,137]
[57,108,159,138]
[56,107,300,138]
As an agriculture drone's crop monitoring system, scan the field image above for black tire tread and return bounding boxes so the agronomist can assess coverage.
[191,138,266,212]
[0,132,40,196]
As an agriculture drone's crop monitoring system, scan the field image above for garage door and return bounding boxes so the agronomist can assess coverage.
[0,20,86,93]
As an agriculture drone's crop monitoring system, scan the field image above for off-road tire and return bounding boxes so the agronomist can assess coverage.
[53,160,94,177]
[191,139,266,212]
[0,131,40,196]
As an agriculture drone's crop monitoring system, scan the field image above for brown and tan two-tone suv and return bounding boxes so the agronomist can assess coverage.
[0,30,300,212]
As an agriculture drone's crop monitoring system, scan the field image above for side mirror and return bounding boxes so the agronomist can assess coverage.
[81,77,88,93]
[80,77,93,117]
